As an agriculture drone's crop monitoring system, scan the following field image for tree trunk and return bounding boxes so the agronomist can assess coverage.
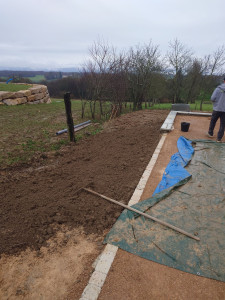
[89,101,95,119]
[200,99,203,111]
[133,100,137,111]
[99,100,103,118]
[81,100,86,119]
[92,101,96,119]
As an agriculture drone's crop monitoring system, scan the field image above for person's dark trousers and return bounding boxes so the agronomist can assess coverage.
[208,110,225,140]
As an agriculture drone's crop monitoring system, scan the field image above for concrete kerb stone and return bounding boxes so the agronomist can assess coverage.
[177,111,212,116]
[80,283,102,300]
[80,244,118,300]
[160,111,177,132]
[89,271,107,287]
[79,132,168,300]
[95,245,118,274]
[160,110,212,132]
[128,189,143,206]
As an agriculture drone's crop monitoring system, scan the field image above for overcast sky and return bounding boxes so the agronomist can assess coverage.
[0,0,224,70]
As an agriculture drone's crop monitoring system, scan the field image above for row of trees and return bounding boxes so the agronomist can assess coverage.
[46,39,225,119]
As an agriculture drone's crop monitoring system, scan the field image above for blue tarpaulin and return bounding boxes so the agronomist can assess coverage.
[104,137,225,282]
[153,136,194,195]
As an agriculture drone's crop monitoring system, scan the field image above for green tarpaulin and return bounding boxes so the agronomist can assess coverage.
[104,139,225,282]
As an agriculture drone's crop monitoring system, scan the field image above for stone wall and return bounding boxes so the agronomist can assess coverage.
[0,84,51,106]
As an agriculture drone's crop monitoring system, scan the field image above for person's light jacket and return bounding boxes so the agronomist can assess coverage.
[211,82,225,112]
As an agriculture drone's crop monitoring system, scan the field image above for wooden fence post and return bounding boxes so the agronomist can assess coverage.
[64,92,75,142]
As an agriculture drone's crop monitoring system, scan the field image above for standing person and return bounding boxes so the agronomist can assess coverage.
[207,77,225,142]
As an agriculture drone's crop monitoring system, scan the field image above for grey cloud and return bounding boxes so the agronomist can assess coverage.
[0,0,224,69]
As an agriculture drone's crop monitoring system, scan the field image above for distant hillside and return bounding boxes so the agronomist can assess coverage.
[0,70,81,83]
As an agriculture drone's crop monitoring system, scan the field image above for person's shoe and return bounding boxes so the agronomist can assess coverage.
[207,133,213,138]
[217,140,222,143]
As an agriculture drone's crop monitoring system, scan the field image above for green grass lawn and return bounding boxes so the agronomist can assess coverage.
[0,83,31,92]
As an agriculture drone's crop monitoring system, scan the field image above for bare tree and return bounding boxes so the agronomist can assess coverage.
[183,58,207,104]
[76,71,89,119]
[81,39,114,118]
[147,72,167,105]
[126,41,162,110]
[106,52,129,117]
[184,46,225,110]
[196,47,225,110]
[81,39,129,119]
[78,39,225,117]
[209,45,225,75]
[167,39,193,103]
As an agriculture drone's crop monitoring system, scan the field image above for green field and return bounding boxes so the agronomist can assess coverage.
[27,75,46,82]
[150,101,213,111]
[0,83,31,92]
[0,98,213,167]
[0,99,103,167]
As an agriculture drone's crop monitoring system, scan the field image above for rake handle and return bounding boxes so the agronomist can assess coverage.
[83,188,200,241]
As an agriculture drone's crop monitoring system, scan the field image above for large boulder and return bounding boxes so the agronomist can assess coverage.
[27,95,36,102]
[41,86,48,93]
[45,97,51,104]
[0,91,14,100]
[13,90,31,98]
[17,97,27,104]
[34,92,44,101]
[3,99,19,105]
[29,86,43,94]
[43,96,51,103]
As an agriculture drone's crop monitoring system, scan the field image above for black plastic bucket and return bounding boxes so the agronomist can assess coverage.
[181,122,190,132]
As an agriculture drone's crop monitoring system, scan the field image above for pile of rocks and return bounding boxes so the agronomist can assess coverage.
[0,84,51,105]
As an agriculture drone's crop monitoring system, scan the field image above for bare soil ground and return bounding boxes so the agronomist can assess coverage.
[0,109,168,299]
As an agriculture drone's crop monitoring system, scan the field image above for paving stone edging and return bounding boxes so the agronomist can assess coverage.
[160,110,212,132]
[80,133,168,300]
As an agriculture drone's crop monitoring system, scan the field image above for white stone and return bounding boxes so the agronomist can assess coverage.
[80,283,101,300]
[95,246,118,274]
[128,188,143,206]
[89,271,107,287]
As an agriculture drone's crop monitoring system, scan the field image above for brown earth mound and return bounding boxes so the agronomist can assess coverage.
[0,110,168,255]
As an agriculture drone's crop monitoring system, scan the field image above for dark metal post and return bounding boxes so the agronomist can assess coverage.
[64,92,75,142]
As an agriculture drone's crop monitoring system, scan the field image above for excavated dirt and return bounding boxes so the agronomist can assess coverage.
[0,109,168,256]
[0,109,168,299]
